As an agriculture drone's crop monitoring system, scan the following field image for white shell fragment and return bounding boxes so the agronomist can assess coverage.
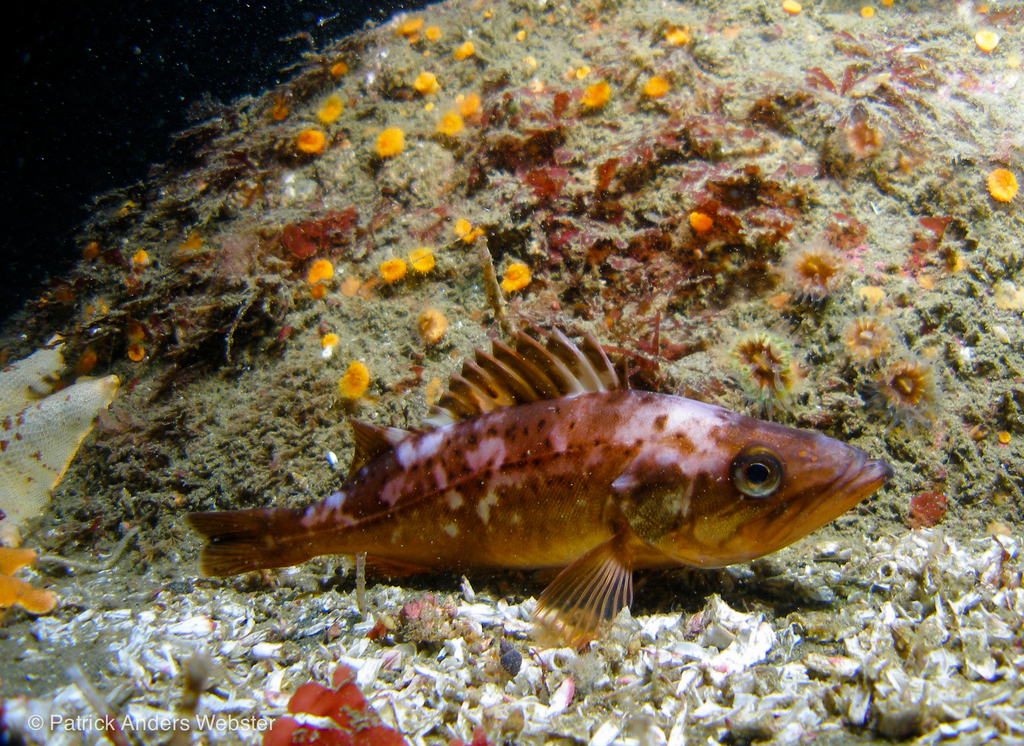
[0,344,118,544]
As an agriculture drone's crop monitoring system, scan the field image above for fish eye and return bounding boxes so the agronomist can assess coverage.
[730,446,783,498]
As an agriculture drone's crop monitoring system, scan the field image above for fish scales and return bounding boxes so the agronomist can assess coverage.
[187,327,892,645]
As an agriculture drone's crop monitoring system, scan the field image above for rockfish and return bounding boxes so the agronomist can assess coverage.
[187,328,891,643]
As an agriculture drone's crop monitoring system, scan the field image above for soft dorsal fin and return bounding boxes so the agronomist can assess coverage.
[424,327,622,428]
[348,419,409,477]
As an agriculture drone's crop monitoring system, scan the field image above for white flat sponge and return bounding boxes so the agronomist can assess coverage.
[0,345,118,545]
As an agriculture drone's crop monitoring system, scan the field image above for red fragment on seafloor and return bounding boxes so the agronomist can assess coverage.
[263,665,410,746]
[280,209,359,259]
[908,491,947,529]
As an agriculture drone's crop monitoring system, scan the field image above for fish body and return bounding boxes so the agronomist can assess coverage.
[188,328,891,643]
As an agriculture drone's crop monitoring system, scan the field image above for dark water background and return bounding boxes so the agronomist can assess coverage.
[1,0,430,324]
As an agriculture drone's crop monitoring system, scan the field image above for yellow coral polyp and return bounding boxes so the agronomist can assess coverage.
[425,26,442,41]
[413,71,440,95]
[643,76,670,98]
[409,247,435,273]
[458,93,481,117]
[321,333,340,348]
[317,95,344,124]
[375,127,405,158]
[501,262,531,293]
[131,249,150,267]
[581,80,610,109]
[308,259,334,285]
[330,61,348,77]
[782,0,802,14]
[454,41,475,61]
[296,128,327,154]
[987,168,1018,202]
[379,258,408,283]
[436,111,464,136]
[340,361,370,400]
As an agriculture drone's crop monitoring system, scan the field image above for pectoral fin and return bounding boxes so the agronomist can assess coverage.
[609,449,693,545]
[532,528,634,647]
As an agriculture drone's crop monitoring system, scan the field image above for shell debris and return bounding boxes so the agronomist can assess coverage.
[4,530,1022,745]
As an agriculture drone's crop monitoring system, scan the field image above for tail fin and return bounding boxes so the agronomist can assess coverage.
[186,507,316,577]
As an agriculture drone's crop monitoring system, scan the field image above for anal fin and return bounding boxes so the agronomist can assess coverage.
[532,528,634,648]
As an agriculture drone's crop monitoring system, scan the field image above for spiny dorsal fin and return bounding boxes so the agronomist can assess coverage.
[348,419,409,477]
[424,327,622,428]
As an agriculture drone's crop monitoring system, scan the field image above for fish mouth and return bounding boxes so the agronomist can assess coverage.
[771,449,893,550]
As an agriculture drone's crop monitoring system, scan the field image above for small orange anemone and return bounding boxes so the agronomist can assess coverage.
[436,111,464,136]
[425,26,442,41]
[396,18,423,37]
[458,93,481,117]
[376,127,405,158]
[330,61,348,77]
[340,361,370,399]
[308,259,334,285]
[127,342,146,362]
[454,218,473,238]
[975,29,999,53]
[987,168,1018,202]
[418,308,448,345]
[643,76,670,98]
[501,262,531,293]
[83,241,100,260]
[379,258,408,283]
[689,211,713,232]
[317,95,344,124]
[131,249,150,267]
[321,333,340,349]
[454,41,475,61]
[296,129,327,154]
[413,72,440,95]
[409,247,435,273]
[782,0,802,14]
[77,347,98,375]
[581,81,610,109]
[664,27,690,45]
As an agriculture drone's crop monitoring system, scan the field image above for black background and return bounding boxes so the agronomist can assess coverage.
[1,0,432,324]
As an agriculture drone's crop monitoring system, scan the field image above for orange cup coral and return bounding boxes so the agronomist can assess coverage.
[409,248,435,273]
[581,81,610,109]
[340,361,370,400]
[308,259,334,285]
[296,129,327,154]
[376,127,405,158]
[379,258,408,283]
[436,112,464,136]
[987,168,1018,202]
[501,262,531,293]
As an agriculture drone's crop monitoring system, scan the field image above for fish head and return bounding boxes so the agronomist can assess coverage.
[611,407,892,568]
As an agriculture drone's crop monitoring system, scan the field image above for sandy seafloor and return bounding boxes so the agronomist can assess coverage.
[2,0,1024,743]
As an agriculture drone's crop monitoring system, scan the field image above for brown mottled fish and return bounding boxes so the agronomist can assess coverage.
[187,328,891,644]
